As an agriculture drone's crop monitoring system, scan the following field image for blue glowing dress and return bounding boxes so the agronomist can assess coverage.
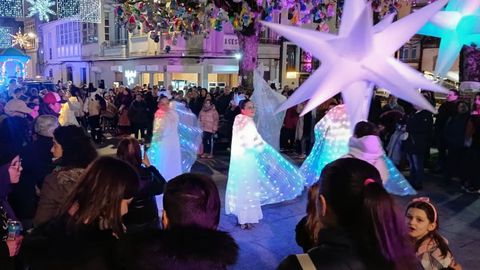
[226,114,305,225]
[147,106,182,181]
[172,101,202,173]
[301,104,416,196]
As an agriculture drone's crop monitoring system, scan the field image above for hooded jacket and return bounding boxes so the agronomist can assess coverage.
[124,226,239,270]
[34,167,84,226]
[345,135,388,183]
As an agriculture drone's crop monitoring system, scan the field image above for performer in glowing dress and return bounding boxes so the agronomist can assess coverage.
[226,99,304,229]
[251,66,286,150]
[301,104,416,196]
[147,96,182,181]
[172,101,202,173]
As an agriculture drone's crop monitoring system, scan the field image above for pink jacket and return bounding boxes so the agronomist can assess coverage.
[199,107,219,133]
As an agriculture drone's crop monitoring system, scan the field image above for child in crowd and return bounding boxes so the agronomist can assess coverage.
[406,197,462,270]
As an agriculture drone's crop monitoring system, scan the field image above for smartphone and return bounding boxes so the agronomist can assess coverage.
[140,144,145,158]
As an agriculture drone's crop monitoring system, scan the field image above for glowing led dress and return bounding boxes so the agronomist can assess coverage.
[301,105,416,196]
[147,107,182,181]
[172,101,202,173]
[226,114,305,225]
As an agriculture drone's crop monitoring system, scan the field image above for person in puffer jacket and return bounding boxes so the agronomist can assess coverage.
[198,99,219,158]
[344,121,389,183]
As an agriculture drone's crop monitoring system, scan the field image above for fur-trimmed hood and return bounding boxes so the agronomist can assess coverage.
[126,226,239,270]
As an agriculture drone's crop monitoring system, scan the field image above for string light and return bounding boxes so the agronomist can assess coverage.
[0,27,12,49]
[301,105,416,196]
[0,0,23,18]
[57,0,101,23]
[10,28,31,49]
[226,113,304,224]
[27,0,56,22]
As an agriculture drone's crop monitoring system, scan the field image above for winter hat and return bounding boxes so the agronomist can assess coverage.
[43,92,65,104]
[34,115,59,138]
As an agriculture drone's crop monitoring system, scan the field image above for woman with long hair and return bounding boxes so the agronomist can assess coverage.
[116,138,166,231]
[23,157,139,270]
[281,158,418,269]
[34,125,97,226]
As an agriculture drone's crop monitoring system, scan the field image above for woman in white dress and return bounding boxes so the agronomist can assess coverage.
[58,89,81,126]
[226,99,304,229]
[147,96,182,181]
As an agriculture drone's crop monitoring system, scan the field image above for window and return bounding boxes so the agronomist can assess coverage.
[49,69,53,79]
[286,44,297,71]
[49,48,52,60]
[81,68,87,85]
[411,48,417,59]
[82,23,98,44]
[104,11,110,41]
[56,22,80,47]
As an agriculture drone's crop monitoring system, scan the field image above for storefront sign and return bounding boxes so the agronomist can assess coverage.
[125,70,137,85]
[224,35,239,50]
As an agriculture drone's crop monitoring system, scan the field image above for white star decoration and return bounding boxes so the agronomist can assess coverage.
[10,29,30,49]
[262,0,449,128]
[27,0,56,22]
[418,0,480,77]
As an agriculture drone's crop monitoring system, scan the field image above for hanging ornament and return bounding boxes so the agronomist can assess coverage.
[10,28,31,49]
[26,0,56,22]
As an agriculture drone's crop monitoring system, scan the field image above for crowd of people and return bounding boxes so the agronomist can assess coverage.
[0,77,472,270]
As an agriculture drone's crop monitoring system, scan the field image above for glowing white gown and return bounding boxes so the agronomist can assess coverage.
[226,114,305,224]
[147,107,182,181]
[251,67,286,150]
[172,101,202,173]
[301,105,416,196]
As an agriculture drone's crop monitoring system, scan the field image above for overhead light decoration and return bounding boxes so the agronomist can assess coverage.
[10,29,31,49]
[27,0,56,22]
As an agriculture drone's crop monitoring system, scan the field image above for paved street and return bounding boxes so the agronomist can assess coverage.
[99,141,480,270]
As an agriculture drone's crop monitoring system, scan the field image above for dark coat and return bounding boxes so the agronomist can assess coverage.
[22,214,122,270]
[435,101,457,134]
[128,100,149,126]
[124,226,239,270]
[403,110,433,155]
[123,166,165,231]
[444,113,469,149]
[278,228,368,270]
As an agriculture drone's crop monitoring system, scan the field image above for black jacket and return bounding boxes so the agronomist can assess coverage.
[278,228,368,270]
[128,100,149,126]
[9,136,54,221]
[123,166,165,231]
[403,110,433,155]
[124,226,239,270]
[21,214,122,270]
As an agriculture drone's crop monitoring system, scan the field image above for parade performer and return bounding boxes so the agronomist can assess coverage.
[226,99,304,229]
[301,104,416,196]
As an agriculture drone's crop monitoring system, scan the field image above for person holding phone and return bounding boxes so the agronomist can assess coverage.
[117,138,166,232]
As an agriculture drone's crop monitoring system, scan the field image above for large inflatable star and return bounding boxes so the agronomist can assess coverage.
[263,0,448,127]
[419,0,480,77]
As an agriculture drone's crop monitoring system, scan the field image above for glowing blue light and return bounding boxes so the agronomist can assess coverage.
[226,114,305,225]
[173,101,202,173]
[301,105,416,196]
[0,0,23,18]
[418,0,480,76]
[0,27,12,49]
[27,0,56,22]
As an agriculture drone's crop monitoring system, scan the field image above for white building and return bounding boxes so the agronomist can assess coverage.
[39,0,281,90]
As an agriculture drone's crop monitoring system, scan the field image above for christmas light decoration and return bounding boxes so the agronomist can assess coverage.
[79,0,101,23]
[226,113,304,224]
[418,0,480,77]
[57,0,79,20]
[0,0,24,18]
[27,0,56,22]
[251,66,286,150]
[0,27,12,49]
[10,28,31,49]
[263,0,448,130]
[301,105,416,196]
[173,101,202,173]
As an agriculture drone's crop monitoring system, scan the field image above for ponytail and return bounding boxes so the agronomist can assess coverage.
[361,179,418,270]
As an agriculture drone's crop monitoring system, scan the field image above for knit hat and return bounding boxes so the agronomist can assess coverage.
[34,115,59,138]
[43,92,66,104]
